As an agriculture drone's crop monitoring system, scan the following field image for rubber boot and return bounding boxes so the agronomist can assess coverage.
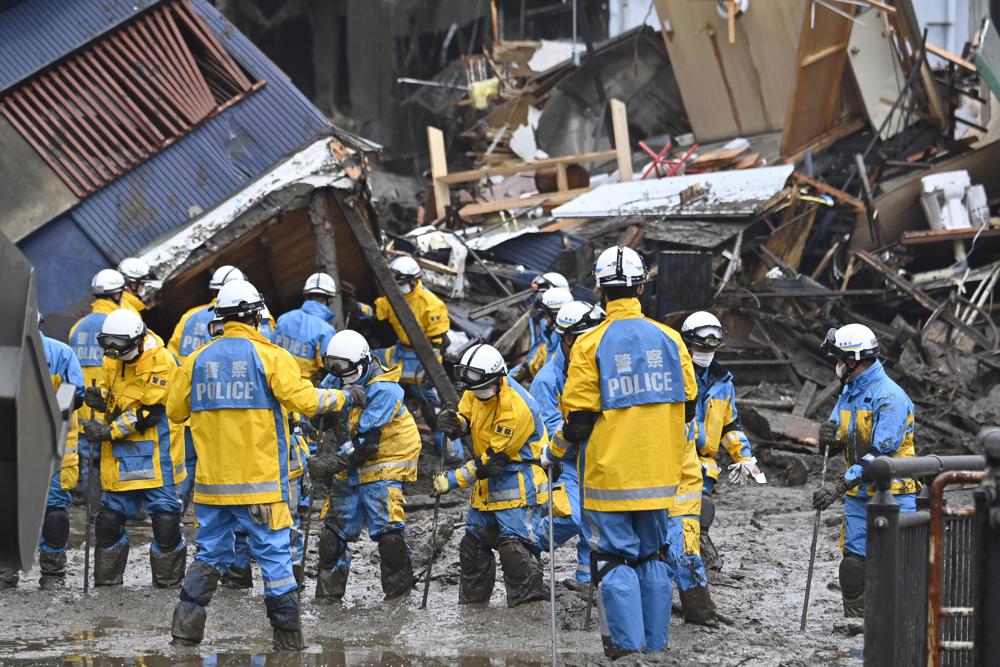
[679,585,718,626]
[94,542,129,587]
[458,533,496,604]
[266,591,304,651]
[315,525,348,604]
[700,532,722,573]
[38,552,67,590]
[315,566,348,603]
[840,553,865,618]
[497,538,545,607]
[221,564,253,589]
[377,531,414,600]
[171,560,221,645]
[0,568,20,589]
[150,545,187,588]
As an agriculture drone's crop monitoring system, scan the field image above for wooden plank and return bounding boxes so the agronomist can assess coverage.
[793,171,865,212]
[653,0,803,142]
[926,42,976,73]
[801,42,851,67]
[427,126,449,219]
[458,187,590,220]
[611,99,633,182]
[792,380,818,417]
[438,149,617,185]
[902,227,1000,245]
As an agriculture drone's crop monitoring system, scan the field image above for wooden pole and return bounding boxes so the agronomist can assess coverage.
[427,127,450,220]
[610,99,633,182]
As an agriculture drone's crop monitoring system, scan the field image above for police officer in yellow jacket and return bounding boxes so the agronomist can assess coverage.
[312,330,421,602]
[434,343,549,607]
[118,257,158,314]
[79,309,188,588]
[355,255,462,462]
[69,269,127,504]
[811,324,917,617]
[544,246,697,657]
[166,280,363,651]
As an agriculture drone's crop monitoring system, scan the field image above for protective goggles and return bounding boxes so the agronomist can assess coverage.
[212,299,264,318]
[531,277,552,292]
[323,355,362,376]
[683,325,727,349]
[97,332,140,359]
[453,363,498,388]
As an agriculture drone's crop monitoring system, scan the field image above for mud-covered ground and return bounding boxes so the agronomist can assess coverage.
[0,452,864,666]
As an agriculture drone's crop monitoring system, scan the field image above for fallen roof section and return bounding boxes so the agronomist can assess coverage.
[551,165,794,219]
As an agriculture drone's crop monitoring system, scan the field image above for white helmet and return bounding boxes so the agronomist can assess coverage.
[389,256,422,282]
[531,272,569,293]
[681,311,727,349]
[117,257,152,281]
[454,343,507,389]
[822,323,879,362]
[539,287,574,314]
[324,330,371,383]
[594,246,647,288]
[555,301,605,337]
[209,265,246,291]
[91,269,126,297]
[303,272,338,298]
[98,309,146,360]
[214,280,264,318]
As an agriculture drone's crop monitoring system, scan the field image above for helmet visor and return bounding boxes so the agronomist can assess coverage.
[453,363,491,387]
[324,355,358,376]
[821,327,841,359]
[97,333,138,358]
[686,325,727,349]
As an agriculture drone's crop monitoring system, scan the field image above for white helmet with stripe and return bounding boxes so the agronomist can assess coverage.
[304,272,338,298]
[594,245,647,287]
[209,265,246,291]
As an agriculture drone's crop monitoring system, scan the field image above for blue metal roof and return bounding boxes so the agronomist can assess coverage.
[17,0,333,318]
[483,231,588,273]
[0,0,160,93]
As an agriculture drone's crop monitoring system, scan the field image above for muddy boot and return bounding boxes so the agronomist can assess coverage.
[266,591,304,651]
[0,568,20,589]
[38,552,67,590]
[94,542,129,587]
[150,546,187,588]
[679,585,718,626]
[221,564,253,589]
[840,553,865,618]
[377,531,414,600]
[172,560,221,645]
[498,538,545,607]
[699,532,722,573]
[315,525,348,604]
[458,533,496,604]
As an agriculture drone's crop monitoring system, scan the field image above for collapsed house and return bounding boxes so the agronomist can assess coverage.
[0,0,382,341]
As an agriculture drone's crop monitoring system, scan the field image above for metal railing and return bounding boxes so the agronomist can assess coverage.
[973,428,1000,667]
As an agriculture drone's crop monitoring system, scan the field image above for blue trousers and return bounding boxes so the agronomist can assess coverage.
[100,485,183,556]
[667,516,708,592]
[532,463,591,583]
[466,505,538,547]
[39,470,72,553]
[193,504,297,598]
[842,493,917,557]
[582,508,673,653]
[323,479,406,581]
[233,477,304,572]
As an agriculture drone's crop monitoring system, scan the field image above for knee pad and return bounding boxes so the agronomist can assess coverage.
[318,525,348,569]
[95,508,126,549]
[152,512,183,552]
[700,493,716,531]
[42,508,70,550]
[839,553,865,599]
[377,531,410,571]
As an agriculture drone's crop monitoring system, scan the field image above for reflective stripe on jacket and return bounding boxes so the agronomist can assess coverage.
[272,300,336,380]
[693,362,752,482]
[830,360,917,497]
[97,332,185,492]
[167,322,346,506]
[449,378,549,511]
[560,298,697,512]
[667,422,702,518]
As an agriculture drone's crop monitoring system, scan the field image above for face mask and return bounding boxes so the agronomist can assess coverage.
[121,346,141,362]
[472,386,497,400]
[836,361,849,380]
[691,351,715,367]
[398,282,413,295]
[341,368,363,385]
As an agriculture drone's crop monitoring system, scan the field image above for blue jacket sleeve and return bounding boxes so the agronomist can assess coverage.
[528,370,564,436]
[844,391,909,483]
[356,383,403,434]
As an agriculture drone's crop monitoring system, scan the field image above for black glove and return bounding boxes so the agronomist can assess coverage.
[438,408,468,438]
[297,419,318,440]
[812,477,851,511]
[345,384,367,409]
[308,450,343,485]
[475,451,510,480]
[81,419,112,443]
[84,386,106,412]
[818,420,839,454]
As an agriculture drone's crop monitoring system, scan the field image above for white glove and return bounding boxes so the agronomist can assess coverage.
[728,457,766,485]
[539,447,556,469]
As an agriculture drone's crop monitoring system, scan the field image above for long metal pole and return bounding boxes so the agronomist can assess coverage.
[83,379,96,594]
[800,442,831,630]
[547,466,557,667]
[420,446,446,610]
[299,427,324,582]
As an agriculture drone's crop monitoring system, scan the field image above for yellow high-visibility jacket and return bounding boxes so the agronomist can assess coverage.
[96,332,186,492]
[167,301,215,362]
[48,370,80,491]
[667,422,703,519]
[121,290,145,314]
[69,298,119,426]
[374,280,450,346]
[693,363,753,483]
[167,322,347,507]
[288,411,310,482]
[448,378,550,512]
[560,298,697,512]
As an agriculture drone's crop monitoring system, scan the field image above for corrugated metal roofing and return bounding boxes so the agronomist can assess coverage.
[483,231,587,273]
[0,0,160,93]
[57,0,331,263]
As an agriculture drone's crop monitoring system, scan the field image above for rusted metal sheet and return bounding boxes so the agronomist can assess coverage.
[927,470,984,667]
